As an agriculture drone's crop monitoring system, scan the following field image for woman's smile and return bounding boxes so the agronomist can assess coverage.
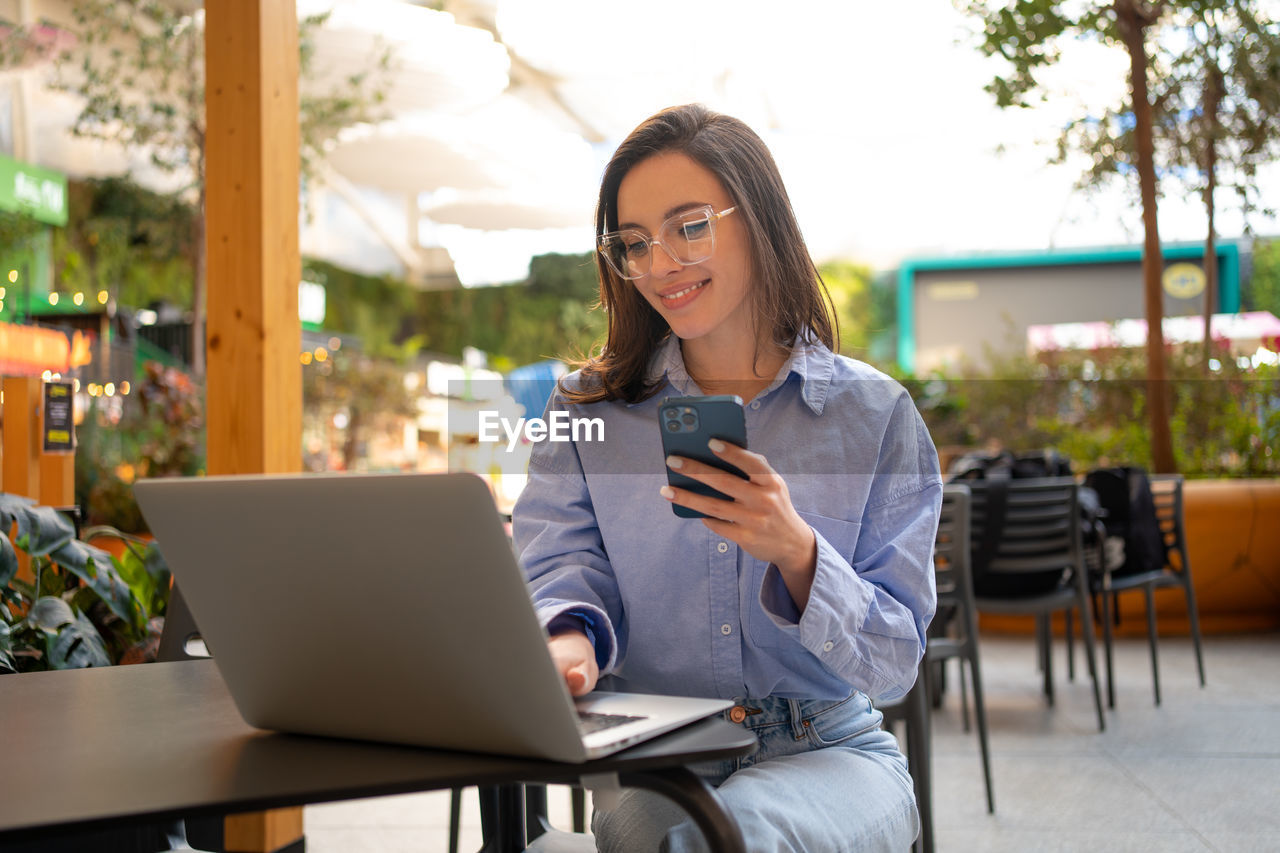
[658,278,710,309]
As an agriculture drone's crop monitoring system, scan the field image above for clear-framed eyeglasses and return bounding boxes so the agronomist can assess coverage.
[597,205,737,281]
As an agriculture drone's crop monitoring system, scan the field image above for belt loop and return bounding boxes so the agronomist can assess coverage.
[787,698,806,739]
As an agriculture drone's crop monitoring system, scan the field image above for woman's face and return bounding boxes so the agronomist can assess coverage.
[615,151,753,348]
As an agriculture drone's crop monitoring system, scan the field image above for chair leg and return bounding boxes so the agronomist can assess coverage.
[448,787,462,853]
[1182,575,1208,688]
[1036,615,1055,706]
[571,786,587,833]
[1144,585,1161,706]
[906,674,934,853]
[967,648,995,814]
[1064,607,1075,682]
[958,659,971,732]
[1101,589,1116,709]
[1074,577,1107,732]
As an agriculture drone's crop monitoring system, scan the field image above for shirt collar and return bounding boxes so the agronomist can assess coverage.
[641,335,833,414]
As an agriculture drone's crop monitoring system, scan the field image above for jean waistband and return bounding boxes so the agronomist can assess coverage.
[725,692,872,734]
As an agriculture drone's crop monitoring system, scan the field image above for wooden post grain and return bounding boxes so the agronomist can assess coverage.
[205,0,302,478]
[205,1,302,849]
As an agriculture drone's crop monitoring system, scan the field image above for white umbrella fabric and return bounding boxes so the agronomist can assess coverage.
[299,0,509,116]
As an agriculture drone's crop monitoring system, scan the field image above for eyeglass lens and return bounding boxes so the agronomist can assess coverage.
[601,209,717,279]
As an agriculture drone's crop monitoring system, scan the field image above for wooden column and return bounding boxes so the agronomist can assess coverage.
[2,376,41,585]
[2,376,40,500]
[205,0,302,478]
[204,1,302,850]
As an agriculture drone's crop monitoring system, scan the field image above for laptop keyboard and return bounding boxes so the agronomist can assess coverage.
[577,711,648,735]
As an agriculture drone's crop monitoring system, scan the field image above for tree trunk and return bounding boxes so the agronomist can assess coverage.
[1201,66,1224,375]
[1117,0,1177,474]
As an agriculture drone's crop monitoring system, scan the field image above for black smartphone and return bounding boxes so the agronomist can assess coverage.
[658,395,748,519]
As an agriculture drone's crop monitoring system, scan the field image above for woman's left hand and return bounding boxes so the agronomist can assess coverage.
[661,439,817,589]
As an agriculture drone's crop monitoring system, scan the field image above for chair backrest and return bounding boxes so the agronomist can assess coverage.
[1148,473,1187,573]
[934,483,973,606]
[965,477,1083,595]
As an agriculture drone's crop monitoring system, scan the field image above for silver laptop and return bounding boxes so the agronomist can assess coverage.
[133,472,730,762]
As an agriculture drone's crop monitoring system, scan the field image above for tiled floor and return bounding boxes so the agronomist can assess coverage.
[304,632,1280,852]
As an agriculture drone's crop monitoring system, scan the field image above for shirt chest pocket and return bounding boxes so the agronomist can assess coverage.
[746,510,861,650]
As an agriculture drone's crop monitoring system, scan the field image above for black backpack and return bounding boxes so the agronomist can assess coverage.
[949,449,1075,597]
[1082,466,1166,578]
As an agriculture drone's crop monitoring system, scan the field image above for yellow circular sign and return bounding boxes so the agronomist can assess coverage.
[1163,263,1206,299]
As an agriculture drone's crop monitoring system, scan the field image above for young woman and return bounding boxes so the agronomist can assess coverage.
[512,104,941,852]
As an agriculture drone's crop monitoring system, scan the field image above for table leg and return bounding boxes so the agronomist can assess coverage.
[478,784,526,853]
[616,766,746,853]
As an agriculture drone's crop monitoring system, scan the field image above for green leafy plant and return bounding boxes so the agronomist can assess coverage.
[910,338,1280,478]
[0,494,171,675]
[75,360,206,534]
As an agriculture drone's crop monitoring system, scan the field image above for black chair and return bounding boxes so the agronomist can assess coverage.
[967,478,1107,732]
[878,659,934,853]
[926,484,994,814]
[1082,474,1207,708]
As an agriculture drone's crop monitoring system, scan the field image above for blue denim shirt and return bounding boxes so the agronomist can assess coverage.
[512,337,940,702]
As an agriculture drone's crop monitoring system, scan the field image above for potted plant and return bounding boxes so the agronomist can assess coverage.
[0,493,170,674]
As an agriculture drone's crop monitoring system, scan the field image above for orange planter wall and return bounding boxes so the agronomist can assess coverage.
[978,478,1280,637]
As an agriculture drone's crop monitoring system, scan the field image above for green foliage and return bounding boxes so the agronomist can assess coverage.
[308,251,606,371]
[818,260,873,355]
[302,259,417,358]
[32,2,391,189]
[0,209,46,253]
[1053,2,1280,225]
[1248,237,1280,314]
[0,494,171,674]
[54,177,196,309]
[958,0,1117,109]
[75,361,205,534]
[302,347,418,471]
[909,340,1280,478]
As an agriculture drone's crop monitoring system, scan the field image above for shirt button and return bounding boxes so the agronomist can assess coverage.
[716,541,728,553]
[822,641,834,652]
[721,624,732,636]
[750,400,762,410]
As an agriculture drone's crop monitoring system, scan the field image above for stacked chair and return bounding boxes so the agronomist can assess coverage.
[1075,470,1207,708]
[966,477,1107,732]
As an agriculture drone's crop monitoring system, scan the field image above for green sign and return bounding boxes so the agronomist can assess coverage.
[0,153,68,227]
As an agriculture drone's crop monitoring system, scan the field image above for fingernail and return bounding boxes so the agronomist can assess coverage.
[665,455,683,469]
[708,438,725,452]
[660,485,675,500]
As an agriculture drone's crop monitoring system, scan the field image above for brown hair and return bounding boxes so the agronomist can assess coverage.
[563,104,837,404]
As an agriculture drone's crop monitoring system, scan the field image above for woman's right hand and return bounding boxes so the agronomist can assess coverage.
[547,630,598,696]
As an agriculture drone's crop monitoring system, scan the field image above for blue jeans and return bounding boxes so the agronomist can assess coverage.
[592,693,919,852]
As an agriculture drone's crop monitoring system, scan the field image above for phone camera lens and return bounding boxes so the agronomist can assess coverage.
[681,413,696,425]
[663,408,678,420]
[666,420,680,432]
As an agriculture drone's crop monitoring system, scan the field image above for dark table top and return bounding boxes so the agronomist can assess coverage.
[0,660,757,840]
